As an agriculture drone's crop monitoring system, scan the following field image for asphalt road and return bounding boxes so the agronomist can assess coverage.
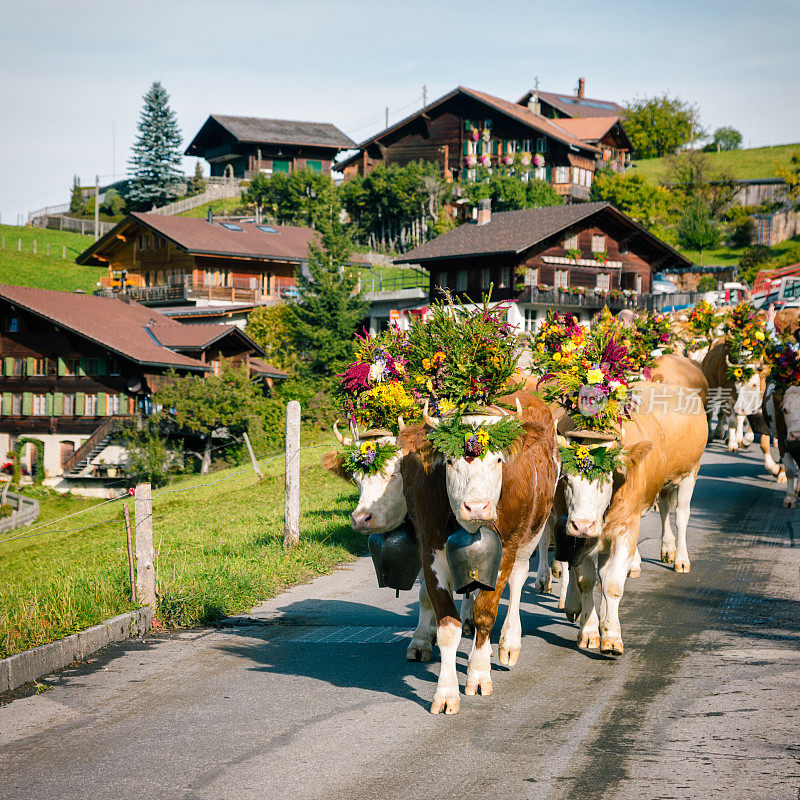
[1,443,798,800]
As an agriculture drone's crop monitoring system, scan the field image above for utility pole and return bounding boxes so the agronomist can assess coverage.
[385,106,389,129]
[94,174,100,242]
[422,84,427,107]
[112,120,116,181]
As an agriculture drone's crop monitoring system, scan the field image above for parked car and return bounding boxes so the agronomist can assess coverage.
[652,272,678,294]
[280,286,300,301]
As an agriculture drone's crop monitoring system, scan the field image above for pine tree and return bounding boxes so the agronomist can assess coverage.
[69,175,83,214]
[676,198,720,265]
[285,213,367,376]
[127,81,183,210]
[188,161,206,196]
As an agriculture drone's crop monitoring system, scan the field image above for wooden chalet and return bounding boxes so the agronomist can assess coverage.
[517,77,626,120]
[335,86,631,202]
[0,285,281,494]
[77,213,318,306]
[185,115,355,179]
[395,201,692,331]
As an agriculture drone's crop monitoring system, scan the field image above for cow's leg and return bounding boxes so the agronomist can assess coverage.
[628,545,642,577]
[742,418,754,447]
[673,470,698,573]
[557,561,569,610]
[598,529,637,656]
[534,517,553,593]
[551,559,563,579]
[564,562,582,623]
[424,550,462,715]
[499,536,538,667]
[466,540,519,696]
[761,433,784,479]
[658,485,678,564]
[407,575,436,662]
[460,592,475,637]
[782,453,798,508]
[575,555,600,650]
[727,413,739,452]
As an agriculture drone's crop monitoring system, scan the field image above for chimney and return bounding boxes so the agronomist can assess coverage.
[207,206,213,224]
[527,92,540,116]
[477,198,491,226]
[577,77,585,99]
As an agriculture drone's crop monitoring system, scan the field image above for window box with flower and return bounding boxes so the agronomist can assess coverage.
[566,248,582,262]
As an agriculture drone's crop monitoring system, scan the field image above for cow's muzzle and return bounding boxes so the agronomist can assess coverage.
[458,499,496,522]
[351,510,376,532]
[567,518,600,538]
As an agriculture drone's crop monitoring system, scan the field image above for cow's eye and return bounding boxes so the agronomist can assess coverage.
[496,457,503,464]
[446,458,453,466]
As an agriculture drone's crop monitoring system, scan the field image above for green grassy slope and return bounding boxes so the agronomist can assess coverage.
[632,143,800,183]
[0,225,103,292]
[0,434,363,658]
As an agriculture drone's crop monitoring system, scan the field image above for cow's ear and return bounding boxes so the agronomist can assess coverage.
[322,451,352,481]
[621,441,653,475]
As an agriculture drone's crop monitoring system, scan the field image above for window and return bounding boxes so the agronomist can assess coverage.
[12,394,22,415]
[596,273,610,291]
[572,167,580,185]
[456,270,468,292]
[220,223,243,231]
[524,308,538,332]
[635,275,643,294]
[438,272,449,289]
[106,394,121,415]
[32,394,47,415]
[554,270,569,289]
[108,359,120,376]
[586,170,593,188]
[13,358,24,376]
[499,267,511,288]
[306,160,322,173]
[522,139,532,152]
[534,166,546,181]
[63,394,75,415]
[211,361,220,377]
[591,235,606,253]
[87,357,104,375]
[481,268,491,290]
[256,225,277,234]
[555,166,569,184]
[32,358,47,376]
[272,159,290,174]
[84,394,97,416]
[563,233,579,250]
[536,137,547,153]
[63,358,79,376]
[526,267,539,286]
[8,317,18,333]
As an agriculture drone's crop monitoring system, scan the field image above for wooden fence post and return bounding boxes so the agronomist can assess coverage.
[33,239,37,254]
[17,238,21,252]
[283,400,300,549]
[134,483,157,609]
[124,502,136,602]
[46,243,50,257]
[242,431,263,478]
[62,245,66,259]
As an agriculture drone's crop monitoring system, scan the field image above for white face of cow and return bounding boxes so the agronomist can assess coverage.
[733,371,762,416]
[563,472,614,538]
[781,386,800,442]
[444,416,506,533]
[350,438,407,534]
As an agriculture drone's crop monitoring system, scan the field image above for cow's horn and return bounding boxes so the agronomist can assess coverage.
[397,416,406,431]
[422,400,440,428]
[515,396,523,419]
[333,420,352,446]
[725,354,733,367]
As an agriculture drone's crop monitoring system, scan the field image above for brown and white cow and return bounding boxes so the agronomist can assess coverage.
[398,391,558,714]
[762,384,800,507]
[557,376,707,655]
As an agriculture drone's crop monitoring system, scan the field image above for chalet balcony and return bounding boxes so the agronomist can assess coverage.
[520,286,638,310]
[554,183,592,202]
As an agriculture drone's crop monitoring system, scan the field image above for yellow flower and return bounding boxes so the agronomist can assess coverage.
[439,399,455,414]
[576,446,590,460]
[755,330,765,341]
[395,363,406,374]
[422,358,431,371]
[491,355,501,368]
[360,441,376,455]
[586,368,604,384]
[615,386,627,400]
[476,429,490,446]
[734,368,743,378]
[553,352,562,362]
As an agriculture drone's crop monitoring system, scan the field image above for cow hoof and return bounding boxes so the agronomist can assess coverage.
[557,597,566,610]
[661,550,675,564]
[461,620,474,637]
[674,559,691,573]
[727,446,737,453]
[776,471,787,485]
[406,642,432,662]
[783,497,797,509]
[566,611,578,623]
[465,677,493,696]
[628,566,641,578]
[535,575,552,594]
[578,633,600,649]
[552,561,563,579]
[498,645,520,667]
[430,690,460,715]
[600,637,624,656]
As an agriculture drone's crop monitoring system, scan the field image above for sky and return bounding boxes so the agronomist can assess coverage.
[1,0,798,224]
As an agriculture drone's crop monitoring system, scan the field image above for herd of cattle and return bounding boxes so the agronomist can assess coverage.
[322,304,799,715]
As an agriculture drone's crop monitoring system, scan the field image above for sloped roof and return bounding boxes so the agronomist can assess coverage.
[155,321,266,356]
[0,285,209,371]
[553,116,622,142]
[78,214,319,266]
[518,90,626,119]
[186,115,355,153]
[249,357,289,379]
[335,86,600,171]
[394,202,691,269]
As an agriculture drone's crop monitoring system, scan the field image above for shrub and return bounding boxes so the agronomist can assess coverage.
[697,275,717,292]
[0,503,13,518]
[730,217,755,248]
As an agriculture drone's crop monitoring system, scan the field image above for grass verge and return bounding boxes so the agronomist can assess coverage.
[0,434,361,658]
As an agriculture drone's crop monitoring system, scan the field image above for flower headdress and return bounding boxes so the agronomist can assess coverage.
[528,310,585,377]
[724,302,767,382]
[767,341,800,392]
[557,435,624,484]
[340,438,400,477]
[427,413,523,461]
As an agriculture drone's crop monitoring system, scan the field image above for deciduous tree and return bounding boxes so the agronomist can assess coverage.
[704,126,742,152]
[624,94,702,159]
[244,303,298,372]
[590,169,674,232]
[676,199,719,264]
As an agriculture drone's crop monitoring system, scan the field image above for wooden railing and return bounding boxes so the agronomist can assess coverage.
[62,416,121,475]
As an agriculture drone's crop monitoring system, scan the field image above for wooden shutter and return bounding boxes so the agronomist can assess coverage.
[57,356,66,376]
[97,358,108,376]
[26,357,35,376]
[75,391,85,416]
[45,393,53,416]
[22,392,33,415]
[78,357,87,376]
[3,357,12,376]
[97,392,108,415]
[118,393,127,415]
[53,392,64,416]
[1,392,10,415]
